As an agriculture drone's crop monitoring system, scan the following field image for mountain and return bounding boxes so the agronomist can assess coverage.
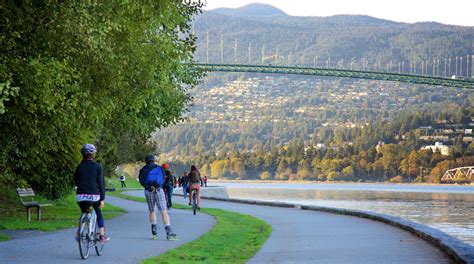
[211,3,287,17]
[193,4,473,70]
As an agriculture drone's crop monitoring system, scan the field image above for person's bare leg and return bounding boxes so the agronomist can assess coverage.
[161,211,170,225]
[150,211,157,224]
[161,211,177,239]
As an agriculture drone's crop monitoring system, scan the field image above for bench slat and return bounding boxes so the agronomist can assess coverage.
[17,188,35,196]
[18,193,35,197]
[22,202,40,206]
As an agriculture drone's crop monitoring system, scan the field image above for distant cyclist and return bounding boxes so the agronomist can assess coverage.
[74,144,109,243]
[187,165,202,209]
[138,154,178,240]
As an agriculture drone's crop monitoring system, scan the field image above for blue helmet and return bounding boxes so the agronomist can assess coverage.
[81,144,97,156]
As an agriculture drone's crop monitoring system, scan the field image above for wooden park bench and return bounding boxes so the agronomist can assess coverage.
[16,188,52,221]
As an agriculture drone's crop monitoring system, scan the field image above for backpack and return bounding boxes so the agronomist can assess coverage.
[190,171,200,184]
[146,166,165,186]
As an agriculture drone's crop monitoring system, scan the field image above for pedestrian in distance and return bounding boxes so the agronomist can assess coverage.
[203,175,208,187]
[119,174,126,188]
[162,163,175,209]
[74,144,110,243]
[188,165,202,209]
[177,175,182,187]
[138,154,178,240]
[181,172,188,199]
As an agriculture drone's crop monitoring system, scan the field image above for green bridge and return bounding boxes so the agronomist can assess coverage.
[191,63,474,89]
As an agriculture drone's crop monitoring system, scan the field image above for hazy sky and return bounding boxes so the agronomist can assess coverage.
[203,0,474,27]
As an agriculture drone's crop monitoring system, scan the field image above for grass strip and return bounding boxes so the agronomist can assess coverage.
[113,191,272,264]
[0,193,124,233]
[0,233,10,242]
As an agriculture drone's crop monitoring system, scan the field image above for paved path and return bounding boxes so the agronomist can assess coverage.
[126,191,452,264]
[0,195,215,263]
[1,191,453,264]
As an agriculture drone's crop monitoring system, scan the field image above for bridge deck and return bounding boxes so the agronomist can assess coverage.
[191,63,474,89]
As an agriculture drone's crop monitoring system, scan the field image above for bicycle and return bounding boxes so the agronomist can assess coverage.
[77,205,104,259]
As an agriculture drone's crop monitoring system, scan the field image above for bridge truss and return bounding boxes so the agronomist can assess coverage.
[441,167,474,183]
[192,63,474,89]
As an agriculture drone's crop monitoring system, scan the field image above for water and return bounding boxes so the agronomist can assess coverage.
[212,182,474,245]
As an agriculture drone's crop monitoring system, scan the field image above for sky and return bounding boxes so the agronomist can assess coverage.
[203,0,474,27]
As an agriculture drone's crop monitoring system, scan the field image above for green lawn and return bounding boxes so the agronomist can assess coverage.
[112,192,272,264]
[106,173,142,189]
[0,185,124,241]
[0,233,9,242]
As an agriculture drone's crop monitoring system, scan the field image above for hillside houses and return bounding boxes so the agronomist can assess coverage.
[190,75,471,126]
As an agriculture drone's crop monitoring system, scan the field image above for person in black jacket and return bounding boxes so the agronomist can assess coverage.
[162,163,175,209]
[74,144,109,242]
[138,155,178,240]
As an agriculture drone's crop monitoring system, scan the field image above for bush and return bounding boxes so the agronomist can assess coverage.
[389,175,403,183]
[260,171,271,180]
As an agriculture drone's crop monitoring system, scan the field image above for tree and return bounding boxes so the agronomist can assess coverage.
[427,160,454,183]
[230,158,246,179]
[380,144,402,176]
[200,163,211,177]
[260,171,272,180]
[342,165,355,180]
[0,2,204,198]
[407,150,419,179]
[210,160,228,178]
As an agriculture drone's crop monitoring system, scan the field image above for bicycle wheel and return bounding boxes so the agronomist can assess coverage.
[94,222,104,256]
[192,191,197,215]
[78,215,90,259]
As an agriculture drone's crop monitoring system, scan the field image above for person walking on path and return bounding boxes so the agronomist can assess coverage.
[74,144,110,243]
[188,165,202,209]
[177,174,182,187]
[203,175,208,187]
[119,174,126,188]
[162,163,175,209]
[138,155,178,240]
[181,172,189,199]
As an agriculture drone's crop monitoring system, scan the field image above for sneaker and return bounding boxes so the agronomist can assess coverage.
[151,224,158,236]
[98,235,110,243]
[198,206,200,210]
[188,202,191,206]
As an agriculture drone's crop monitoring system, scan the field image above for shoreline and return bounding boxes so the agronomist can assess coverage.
[209,179,474,187]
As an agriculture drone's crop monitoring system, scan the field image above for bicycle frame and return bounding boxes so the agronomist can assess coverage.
[78,206,104,259]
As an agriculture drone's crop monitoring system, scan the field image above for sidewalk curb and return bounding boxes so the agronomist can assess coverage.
[193,193,473,264]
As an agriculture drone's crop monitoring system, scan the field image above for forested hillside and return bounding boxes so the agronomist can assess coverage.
[194,3,473,74]
[156,103,474,183]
